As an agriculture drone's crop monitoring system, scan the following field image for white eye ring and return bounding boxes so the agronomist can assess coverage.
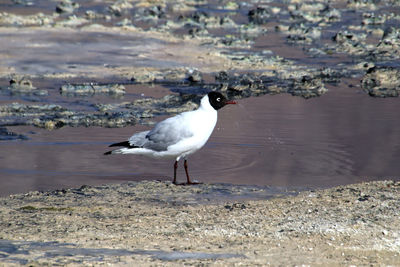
[216,97,221,102]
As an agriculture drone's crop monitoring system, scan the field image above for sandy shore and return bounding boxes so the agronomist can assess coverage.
[0,180,399,266]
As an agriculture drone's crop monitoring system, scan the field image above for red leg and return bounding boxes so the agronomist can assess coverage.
[184,160,202,185]
[173,161,178,184]
[184,160,191,184]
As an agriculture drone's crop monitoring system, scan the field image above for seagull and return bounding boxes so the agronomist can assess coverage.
[104,91,236,185]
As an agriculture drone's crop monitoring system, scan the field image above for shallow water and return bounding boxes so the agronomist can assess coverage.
[1,81,399,196]
[0,240,244,263]
[1,0,400,196]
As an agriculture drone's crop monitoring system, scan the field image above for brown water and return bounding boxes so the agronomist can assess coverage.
[1,81,399,196]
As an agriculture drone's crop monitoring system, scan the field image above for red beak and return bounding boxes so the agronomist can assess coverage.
[225,100,237,105]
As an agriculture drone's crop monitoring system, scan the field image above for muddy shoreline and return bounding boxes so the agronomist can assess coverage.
[0,180,399,265]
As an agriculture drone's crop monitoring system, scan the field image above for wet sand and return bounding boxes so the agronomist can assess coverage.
[1,180,399,265]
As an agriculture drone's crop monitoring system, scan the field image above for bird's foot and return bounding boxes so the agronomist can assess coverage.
[186,180,203,185]
[173,180,203,186]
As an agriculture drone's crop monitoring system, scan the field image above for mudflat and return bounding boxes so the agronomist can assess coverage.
[1,180,399,265]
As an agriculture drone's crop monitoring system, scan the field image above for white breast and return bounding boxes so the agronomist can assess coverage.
[167,101,218,160]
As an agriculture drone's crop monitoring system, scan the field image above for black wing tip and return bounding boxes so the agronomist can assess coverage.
[108,140,141,149]
[104,151,112,155]
[109,141,131,147]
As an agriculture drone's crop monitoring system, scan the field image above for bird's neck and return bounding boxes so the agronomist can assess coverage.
[199,95,215,113]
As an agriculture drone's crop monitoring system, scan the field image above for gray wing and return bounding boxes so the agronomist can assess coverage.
[136,115,193,152]
[128,130,150,147]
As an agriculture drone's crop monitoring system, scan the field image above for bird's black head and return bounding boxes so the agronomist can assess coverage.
[207,92,236,110]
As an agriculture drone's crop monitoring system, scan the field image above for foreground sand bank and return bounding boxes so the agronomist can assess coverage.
[0,180,399,266]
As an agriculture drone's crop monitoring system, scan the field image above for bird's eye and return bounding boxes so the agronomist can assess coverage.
[216,97,221,102]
